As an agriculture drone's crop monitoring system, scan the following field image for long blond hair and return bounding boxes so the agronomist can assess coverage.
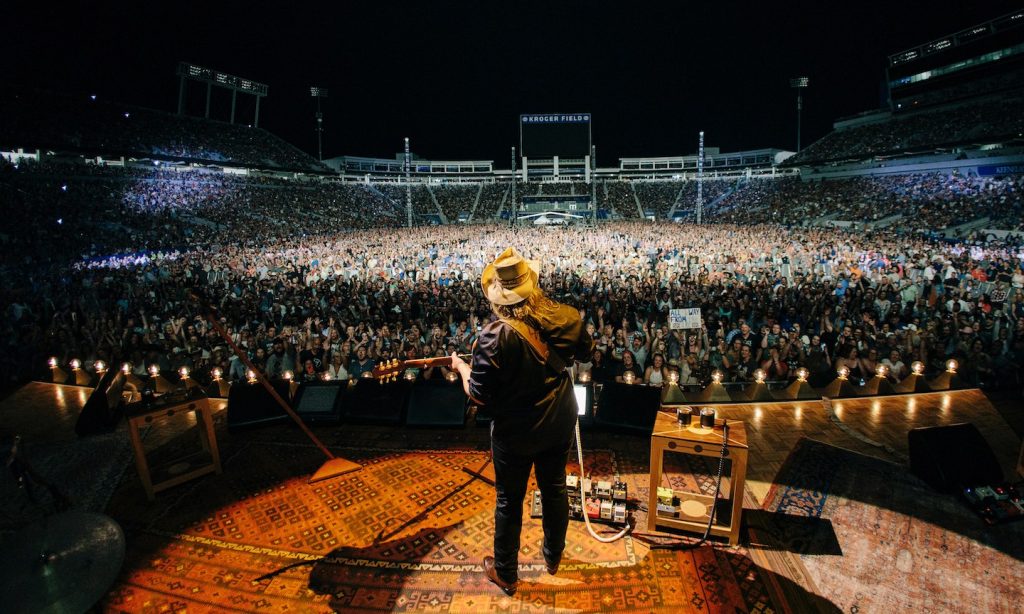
[491,288,559,330]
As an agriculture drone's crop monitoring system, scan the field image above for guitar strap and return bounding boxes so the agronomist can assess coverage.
[497,317,567,374]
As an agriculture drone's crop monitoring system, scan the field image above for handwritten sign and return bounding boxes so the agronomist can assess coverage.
[669,308,702,330]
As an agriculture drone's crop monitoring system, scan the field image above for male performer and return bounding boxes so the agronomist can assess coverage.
[450,247,593,596]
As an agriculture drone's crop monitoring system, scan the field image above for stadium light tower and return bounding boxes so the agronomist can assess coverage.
[790,77,809,152]
[310,87,328,161]
[510,146,517,228]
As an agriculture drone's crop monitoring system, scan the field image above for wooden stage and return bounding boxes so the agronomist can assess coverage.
[6,381,1018,492]
[1,381,1021,612]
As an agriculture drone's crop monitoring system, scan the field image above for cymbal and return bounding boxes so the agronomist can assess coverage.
[0,511,125,614]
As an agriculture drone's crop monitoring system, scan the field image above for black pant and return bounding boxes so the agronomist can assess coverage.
[491,438,571,583]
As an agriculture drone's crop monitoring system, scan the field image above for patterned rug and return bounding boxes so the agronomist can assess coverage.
[760,438,1024,613]
[103,435,790,612]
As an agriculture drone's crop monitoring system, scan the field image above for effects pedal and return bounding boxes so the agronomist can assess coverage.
[530,490,543,518]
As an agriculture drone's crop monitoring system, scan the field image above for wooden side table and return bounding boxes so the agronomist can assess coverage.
[126,395,222,501]
[647,412,748,545]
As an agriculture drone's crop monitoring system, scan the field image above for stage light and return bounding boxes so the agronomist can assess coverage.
[753,369,766,384]
[837,365,850,380]
[445,370,459,383]
[70,358,82,370]
[623,371,636,385]
[403,370,417,381]
[945,359,958,374]
[578,370,592,383]
[911,361,925,375]
[211,367,223,380]
[94,361,107,374]
[361,371,373,379]
[282,370,294,381]
[668,370,679,384]
[321,372,332,381]
[122,362,132,374]
[875,364,889,378]
[796,367,809,382]
[246,369,258,384]
[711,370,723,384]
[48,357,68,384]
[178,365,201,390]
[148,364,160,377]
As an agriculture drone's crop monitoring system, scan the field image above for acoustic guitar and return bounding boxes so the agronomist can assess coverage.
[371,355,472,383]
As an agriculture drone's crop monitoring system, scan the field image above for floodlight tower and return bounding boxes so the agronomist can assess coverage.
[509,146,517,228]
[696,131,705,225]
[790,77,809,152]
[590,144,597,227]
[310,87,328,162]
[404,137,413,228]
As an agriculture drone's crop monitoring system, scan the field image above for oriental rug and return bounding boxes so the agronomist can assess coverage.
[760,438,1024,614]
[103,436,790,612]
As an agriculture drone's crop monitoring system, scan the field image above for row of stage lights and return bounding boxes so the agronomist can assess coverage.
[48,356,959,401]
[48,357,463,391]
[573,360,945,386]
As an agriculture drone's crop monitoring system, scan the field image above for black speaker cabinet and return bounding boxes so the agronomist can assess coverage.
[292,381,346,425]
[226,380,292,431]
[344,378,409,425]
[594,382,662,435]
[908,422,1003,494]
[75,369,126,436]
[405,382,468,427]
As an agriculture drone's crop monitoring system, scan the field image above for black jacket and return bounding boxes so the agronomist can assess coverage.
[469,303,593,456]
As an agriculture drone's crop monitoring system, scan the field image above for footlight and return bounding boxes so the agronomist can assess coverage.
[48,357,68,384]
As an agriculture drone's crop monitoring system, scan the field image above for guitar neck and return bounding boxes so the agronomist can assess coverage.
[401,354,471,369]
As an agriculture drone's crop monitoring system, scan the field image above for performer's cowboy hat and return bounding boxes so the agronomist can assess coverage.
[482,247,539,305]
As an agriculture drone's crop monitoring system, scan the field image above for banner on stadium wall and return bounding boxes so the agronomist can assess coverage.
[977,164,1024,176]
[520,114,591,124]
[669,308,702,330]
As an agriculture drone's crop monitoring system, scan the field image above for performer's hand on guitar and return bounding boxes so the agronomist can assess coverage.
[449,352,468,374]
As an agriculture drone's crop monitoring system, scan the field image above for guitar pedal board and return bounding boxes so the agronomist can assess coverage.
[530,473,629,525]
[963,482,1024,525]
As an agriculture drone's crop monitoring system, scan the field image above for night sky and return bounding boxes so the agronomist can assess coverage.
[3,1,1022,165]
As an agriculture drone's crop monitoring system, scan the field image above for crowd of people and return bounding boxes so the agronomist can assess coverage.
[708,172,1024,233]
[3,157,1022,399]
[785,90,1024,166]
[0,86,327,172]
[3,146,1024,399]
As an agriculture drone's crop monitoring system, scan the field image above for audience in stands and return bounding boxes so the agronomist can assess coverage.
[3,155,1022,398]
[785,91,1024,166]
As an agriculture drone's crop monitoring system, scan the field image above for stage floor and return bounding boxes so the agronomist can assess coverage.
[1,383,1021,612]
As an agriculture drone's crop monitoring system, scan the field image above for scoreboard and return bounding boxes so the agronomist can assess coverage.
[520,113,592,158]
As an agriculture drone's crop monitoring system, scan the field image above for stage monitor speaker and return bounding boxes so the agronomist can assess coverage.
[908,422,1003,494]
[405,382,468,427]
[574,383,595,428]
[344,378,408,425]
[227,380,292,431]
[292,381,345,425]
[75,369,126,436]
[594,382,662,434]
